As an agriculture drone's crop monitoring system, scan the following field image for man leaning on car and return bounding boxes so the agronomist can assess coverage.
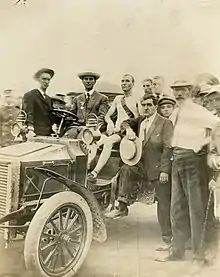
[22,68,56,137]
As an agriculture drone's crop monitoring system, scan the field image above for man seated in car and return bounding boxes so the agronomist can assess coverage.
[88,74,140,182]
[64,71,109,139]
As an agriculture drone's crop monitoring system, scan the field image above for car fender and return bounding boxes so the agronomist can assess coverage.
[34,167,107,243]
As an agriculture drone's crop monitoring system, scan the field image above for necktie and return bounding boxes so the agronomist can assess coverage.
[86,93,90,102]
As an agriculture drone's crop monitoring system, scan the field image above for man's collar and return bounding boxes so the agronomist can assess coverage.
[84,88,95,96]
[144,111,157,121]
[38,88,46,96]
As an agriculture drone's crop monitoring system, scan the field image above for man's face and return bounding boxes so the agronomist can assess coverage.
[82,76,96,91]
[4,95,13,105]
[38,73,52,90]
[121,75,134,93]
[173,87,190,102]
[207,92,220,113]
[141,98,157,117]
[152,78,163,95]
[142,80,152,93]
[160,103,174,118]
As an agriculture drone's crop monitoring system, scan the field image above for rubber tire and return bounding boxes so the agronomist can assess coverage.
[24,191,93,277]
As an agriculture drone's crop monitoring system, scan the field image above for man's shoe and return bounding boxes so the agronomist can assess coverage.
[105,207,128,219]
[155,242,172,252]
[186,258,205,276]
[155,252,184,262]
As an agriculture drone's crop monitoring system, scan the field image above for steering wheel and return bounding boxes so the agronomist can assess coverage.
[52,108,78,121]
[51,109,78,137]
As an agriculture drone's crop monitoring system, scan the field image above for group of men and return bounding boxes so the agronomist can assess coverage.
[1,68,220,266]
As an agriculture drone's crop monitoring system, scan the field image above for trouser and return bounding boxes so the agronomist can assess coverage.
[152,180,172,243]
[117,163,172,242]
[171,148,206,257]
[64,126,84,139]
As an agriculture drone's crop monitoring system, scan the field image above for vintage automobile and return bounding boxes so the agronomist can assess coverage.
[0,108,119,277]
[0,107,151,277]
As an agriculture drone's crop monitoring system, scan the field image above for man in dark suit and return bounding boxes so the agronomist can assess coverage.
[22,68,55,137]
[64,71,109,138]
[106,94,173,250]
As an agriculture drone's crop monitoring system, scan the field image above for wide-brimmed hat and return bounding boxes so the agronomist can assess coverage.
[206,85,220,97]
[51,95,66,104]
[34,68,55,79]
[158,95,176,106]
[120,136,142,166]
[170,80,192,89]
[78,71,100,80]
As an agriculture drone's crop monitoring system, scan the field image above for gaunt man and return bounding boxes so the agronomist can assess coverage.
[88,74,140,182]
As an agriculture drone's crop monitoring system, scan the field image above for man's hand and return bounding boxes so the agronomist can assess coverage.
[126,128,136,140]
[159,172,169,184]
[106,121,114,136]
[114,126,120,133]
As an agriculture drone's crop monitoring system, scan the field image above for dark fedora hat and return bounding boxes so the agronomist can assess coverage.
[78,71,100,80]
[34,68,55,79]
[158,95,176,106]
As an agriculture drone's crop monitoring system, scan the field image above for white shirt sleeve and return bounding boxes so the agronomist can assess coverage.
[201,107,219,129]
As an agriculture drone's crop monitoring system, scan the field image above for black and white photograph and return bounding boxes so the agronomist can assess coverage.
[0,0,220,277]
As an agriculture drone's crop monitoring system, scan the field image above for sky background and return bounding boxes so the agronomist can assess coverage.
[0,0,220,97]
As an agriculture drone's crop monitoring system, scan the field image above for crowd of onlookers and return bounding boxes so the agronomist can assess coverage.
[1,69,220,267]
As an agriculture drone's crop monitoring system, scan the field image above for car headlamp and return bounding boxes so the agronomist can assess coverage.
[81,129,94,145]
[11,123,22,137]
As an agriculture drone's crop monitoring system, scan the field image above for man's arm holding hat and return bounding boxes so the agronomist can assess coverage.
[120,117,140,140]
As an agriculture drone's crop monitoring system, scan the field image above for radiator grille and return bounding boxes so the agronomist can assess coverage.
[0,162,9,234]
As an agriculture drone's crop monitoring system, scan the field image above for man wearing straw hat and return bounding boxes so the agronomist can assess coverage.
[64,71,109,139]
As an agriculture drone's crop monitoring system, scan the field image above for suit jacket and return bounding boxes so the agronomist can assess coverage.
[121,113,173,181]
[22,89,55,136]
[70,91,109,129]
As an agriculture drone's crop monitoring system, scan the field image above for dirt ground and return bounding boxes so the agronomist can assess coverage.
[0,203,219,277]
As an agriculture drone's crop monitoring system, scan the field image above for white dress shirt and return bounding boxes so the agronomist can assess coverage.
[139,112,157,142]
[38,88,47,98]
[85,88,95,100]
[170,98,219,153]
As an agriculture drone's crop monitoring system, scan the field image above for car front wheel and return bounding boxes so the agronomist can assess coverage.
[24,191,93,277]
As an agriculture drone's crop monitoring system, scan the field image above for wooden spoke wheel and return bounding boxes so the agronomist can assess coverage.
[24,191,93,277]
